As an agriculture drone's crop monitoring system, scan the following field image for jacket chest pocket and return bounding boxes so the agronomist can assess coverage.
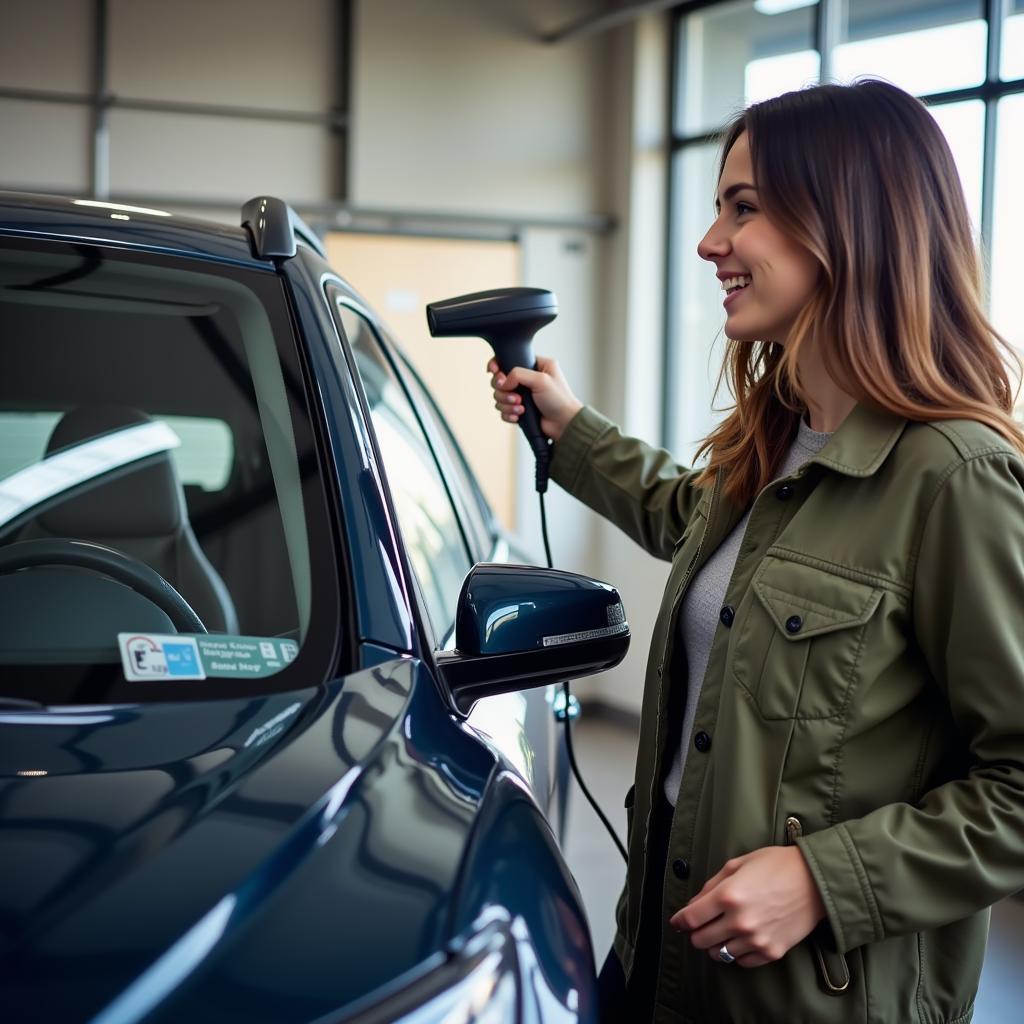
[730,555,882,720]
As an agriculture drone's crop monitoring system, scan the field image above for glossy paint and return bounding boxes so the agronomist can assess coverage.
[0,192,268,271]
[2,662,441,1020]
[0,196,597,1023]
[1,658,593,1022]
[457,563,626,656]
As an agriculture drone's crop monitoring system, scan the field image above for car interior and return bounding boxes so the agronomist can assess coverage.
[0,243,309,666]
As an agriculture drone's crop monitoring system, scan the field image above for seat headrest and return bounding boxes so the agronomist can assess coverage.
[38,406,185,537]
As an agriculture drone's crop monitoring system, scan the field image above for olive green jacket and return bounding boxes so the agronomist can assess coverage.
[550,402,1024,1024]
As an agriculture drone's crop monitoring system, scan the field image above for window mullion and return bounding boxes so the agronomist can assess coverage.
[979,0,1007,295]
[663,10,683,450]
[986,0,1008,82]
[815,0,844,83]
[980,96,998,305]
[91,0,110,200]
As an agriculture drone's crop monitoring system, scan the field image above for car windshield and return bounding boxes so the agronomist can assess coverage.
[0,239,324,701]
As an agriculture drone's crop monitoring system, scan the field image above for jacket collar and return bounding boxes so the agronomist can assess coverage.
[709,403,909,541]
[806,402,907,478]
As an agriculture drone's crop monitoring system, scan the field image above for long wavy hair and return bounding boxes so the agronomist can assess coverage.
[695,79,1023,508]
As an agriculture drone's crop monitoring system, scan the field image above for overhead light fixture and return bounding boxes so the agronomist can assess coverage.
[754,0,817,14]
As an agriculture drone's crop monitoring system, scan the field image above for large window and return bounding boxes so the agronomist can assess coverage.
[667,0,1024,458]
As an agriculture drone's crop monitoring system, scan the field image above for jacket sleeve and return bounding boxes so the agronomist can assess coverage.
[796,451,1024,953]
[548,405,708,562]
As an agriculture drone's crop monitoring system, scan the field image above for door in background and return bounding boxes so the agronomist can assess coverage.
[325,233,521,531]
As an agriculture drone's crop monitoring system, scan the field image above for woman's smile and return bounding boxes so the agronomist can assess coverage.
[722,276,751,307]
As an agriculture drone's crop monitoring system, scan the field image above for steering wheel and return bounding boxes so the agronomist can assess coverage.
[0,538,207,634]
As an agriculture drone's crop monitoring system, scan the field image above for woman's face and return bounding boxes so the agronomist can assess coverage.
[697,132,819,345]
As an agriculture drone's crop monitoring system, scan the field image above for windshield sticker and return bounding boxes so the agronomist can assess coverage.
[119,634,205,681]
[118,633,299,682]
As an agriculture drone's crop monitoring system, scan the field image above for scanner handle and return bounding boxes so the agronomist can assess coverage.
[492,340,551,469]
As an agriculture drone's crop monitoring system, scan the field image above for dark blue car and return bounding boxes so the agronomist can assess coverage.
[0,193,630,1023]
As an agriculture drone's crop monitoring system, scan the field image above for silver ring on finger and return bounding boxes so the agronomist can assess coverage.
[718,943,737,965]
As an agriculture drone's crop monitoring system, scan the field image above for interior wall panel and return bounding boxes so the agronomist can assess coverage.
[0,0,92,92]
[0,100,91,192]
[108,110,333,203]
[108,0,336,112]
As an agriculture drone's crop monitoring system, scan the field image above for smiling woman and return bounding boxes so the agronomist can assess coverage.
[694,81,1022,509]
[488,79,1024,1024]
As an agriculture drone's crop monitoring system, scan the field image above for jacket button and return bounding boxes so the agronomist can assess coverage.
[719,605,735,627]
[776,484,794,500]
[694,731,712,753]
[785,615,803,634]
[672,858,690,880]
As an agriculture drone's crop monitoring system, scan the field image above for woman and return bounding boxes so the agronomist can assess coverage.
[489,80,1024,1023]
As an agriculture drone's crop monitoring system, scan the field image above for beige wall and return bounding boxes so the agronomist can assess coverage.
[350,0,613,217]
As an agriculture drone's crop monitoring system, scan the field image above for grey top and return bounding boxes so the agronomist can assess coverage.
[663,418,833,806]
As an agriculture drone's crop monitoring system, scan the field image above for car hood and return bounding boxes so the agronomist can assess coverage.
[0,656,494,1023]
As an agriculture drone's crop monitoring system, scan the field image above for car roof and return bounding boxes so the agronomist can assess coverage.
[0,191,272,269]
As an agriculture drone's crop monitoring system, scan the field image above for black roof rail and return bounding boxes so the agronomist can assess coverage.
[240,196,327,261]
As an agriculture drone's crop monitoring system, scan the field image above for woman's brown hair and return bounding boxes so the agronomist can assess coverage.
[696,79,1024,507]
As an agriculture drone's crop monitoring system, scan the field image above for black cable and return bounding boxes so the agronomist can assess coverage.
[535,441,551,495]
[538,485,553,567]
[539,490,628,864]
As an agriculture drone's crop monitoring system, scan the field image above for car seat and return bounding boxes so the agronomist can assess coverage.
[21,405,239,634]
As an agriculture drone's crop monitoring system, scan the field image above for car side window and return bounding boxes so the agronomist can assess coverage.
[332,299,472,639]
[390,350,496,561]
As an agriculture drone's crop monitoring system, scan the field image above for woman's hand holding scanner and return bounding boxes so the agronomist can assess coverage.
[670,846,826,968]
[488,355,583,443]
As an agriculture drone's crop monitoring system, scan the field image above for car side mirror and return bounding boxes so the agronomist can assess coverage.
[435,563,630,714]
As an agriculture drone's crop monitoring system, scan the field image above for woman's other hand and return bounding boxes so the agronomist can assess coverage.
[669,846,827,968]
[487,355,583,443]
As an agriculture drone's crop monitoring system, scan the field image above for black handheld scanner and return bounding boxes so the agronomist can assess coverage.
[426,287,558,492]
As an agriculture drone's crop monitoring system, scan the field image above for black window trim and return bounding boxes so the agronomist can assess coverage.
[324,284,471,657]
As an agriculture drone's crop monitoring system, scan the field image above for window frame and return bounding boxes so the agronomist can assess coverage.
[326,287,476,645]
[664,0,1024,448]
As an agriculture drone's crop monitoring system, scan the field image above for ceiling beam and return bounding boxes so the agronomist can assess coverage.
[542,0,682,44]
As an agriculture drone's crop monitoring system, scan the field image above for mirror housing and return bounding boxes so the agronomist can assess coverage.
[435,563,629,714]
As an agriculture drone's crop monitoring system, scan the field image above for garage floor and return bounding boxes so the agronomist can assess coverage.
[562,711,1024,1021]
